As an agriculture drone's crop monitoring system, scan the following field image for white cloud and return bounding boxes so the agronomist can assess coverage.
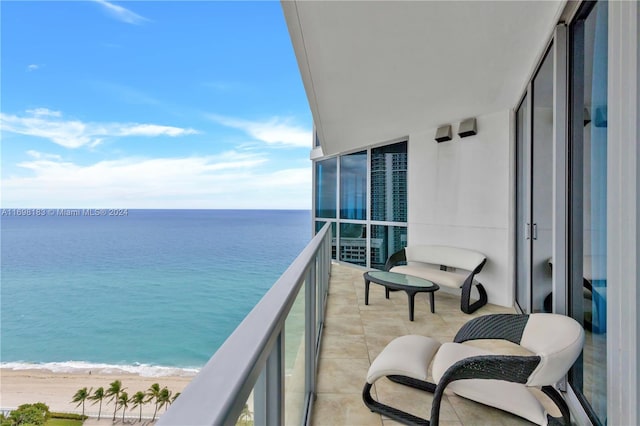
[1,152,310,209]
[0,110,198,149]
[209,115,312,148]
[116,124,196,137]
[94,0,148,25]
[26,64,40,72]
[26,108,62,117]
[25,150,62,161]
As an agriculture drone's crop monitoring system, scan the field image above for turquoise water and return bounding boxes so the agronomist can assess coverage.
[0,210,311,376]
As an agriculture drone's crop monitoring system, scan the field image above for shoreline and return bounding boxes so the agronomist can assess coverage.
[0,368,194,419]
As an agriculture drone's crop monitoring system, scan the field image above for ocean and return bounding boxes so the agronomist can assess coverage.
[0,209,311,376]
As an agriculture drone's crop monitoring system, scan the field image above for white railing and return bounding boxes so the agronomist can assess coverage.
[158,223,331,425]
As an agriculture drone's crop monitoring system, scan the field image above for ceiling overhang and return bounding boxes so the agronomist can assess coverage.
[282,0,565,156]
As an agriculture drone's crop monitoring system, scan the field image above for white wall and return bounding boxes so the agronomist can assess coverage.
[607,1,639,424]
[407,110,512,306]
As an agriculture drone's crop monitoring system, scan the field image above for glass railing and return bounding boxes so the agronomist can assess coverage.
[158,223,331,425]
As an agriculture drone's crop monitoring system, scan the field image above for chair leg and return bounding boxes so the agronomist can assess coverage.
[362,382,430,425]
[461,281,488,314]
[541,385,571,426]
[429,381,449,426]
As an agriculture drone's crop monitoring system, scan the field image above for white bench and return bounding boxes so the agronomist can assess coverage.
[385,245,488,314]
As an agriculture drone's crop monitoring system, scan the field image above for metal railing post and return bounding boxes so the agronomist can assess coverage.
[305,264,317,398]
[254,366,267,425]
[254,333,284,426]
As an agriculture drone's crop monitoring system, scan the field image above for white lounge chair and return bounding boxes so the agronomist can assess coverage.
[363,313,584,425]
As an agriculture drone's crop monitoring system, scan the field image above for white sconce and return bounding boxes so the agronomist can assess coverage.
[458,118,477,138]
[435,124,452,142]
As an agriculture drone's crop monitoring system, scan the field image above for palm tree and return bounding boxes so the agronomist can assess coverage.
[171,392,181,404]
[158,387,172,412]
[118,391,129,423]
[71,387,91,418]
[89,387,105,420]
[105,380,125,421]
[130,391,146,422]
[146,383,161,421]
[238,403,253,425]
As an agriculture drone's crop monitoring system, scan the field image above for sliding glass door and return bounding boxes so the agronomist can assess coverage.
[515,95,530,312]
[531,48,555,313]
[514,1,609,421]
[515,45,555,314]
[569,1,608,424]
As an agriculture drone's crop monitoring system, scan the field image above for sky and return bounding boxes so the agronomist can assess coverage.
[0,1,312,209]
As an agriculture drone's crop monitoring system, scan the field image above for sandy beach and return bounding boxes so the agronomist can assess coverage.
[0,368,194,423]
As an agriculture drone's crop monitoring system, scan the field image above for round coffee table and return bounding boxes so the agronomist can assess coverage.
[363,271,439,321]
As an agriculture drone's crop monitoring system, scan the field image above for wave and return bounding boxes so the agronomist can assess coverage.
[0,361,200,377]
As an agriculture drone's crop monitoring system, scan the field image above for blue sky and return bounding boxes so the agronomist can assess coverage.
[1,1,312,209]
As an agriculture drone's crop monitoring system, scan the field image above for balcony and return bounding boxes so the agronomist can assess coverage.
[312,262,541,426]
[161,223,568,425]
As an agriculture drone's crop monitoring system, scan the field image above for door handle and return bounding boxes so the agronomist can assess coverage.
[525,223,530,240]
[532,223,538,240]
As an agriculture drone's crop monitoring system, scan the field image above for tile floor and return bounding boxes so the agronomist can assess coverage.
[311,262,547,426]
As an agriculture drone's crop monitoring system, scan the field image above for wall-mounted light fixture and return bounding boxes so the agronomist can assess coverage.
[458,118,477,138]
[435,124,452,142]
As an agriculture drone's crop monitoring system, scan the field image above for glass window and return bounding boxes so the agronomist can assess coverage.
[339,222,366,266]
[339,151,367,220]
[370,225,407,270]
[313,142,408,268]
[315,158,337,218]
[569,1,607,424]
[315,221,337,260]
[371,142,407,222]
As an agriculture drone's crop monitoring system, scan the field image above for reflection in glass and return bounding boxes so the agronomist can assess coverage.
[569,1,607,424]
[371,142,407,222]
[370,225,407,270]
[236,391,255,425]
[340,151,367,220]
[315,221,337,260]
[339,222,366,266]
[315,158,337,218]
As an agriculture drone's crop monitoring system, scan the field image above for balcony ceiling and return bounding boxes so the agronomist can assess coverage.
[282,0,565,156]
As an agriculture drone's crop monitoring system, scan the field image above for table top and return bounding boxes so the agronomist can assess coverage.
[365,270,438,290]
